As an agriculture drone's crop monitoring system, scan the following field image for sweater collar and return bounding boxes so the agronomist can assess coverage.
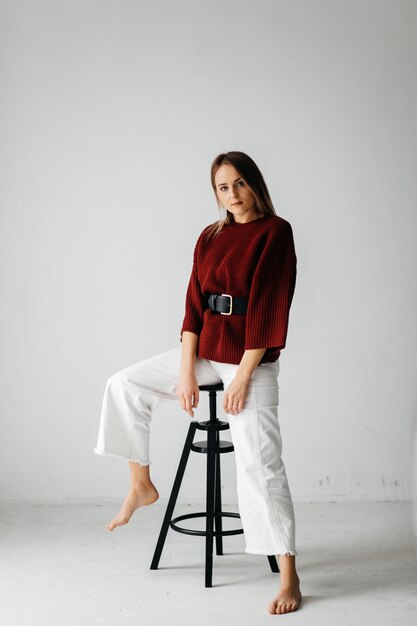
[228,214,269,227]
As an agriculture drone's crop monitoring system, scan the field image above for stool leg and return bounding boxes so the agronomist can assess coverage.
[205,425,216,587]
[150,421,197,570]
[267,555,280,573]
[214,431,223,556]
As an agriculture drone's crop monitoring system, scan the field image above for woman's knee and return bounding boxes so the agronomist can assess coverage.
[106,368,130,390]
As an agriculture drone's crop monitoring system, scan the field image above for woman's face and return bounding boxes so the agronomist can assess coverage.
[214,163,259,222]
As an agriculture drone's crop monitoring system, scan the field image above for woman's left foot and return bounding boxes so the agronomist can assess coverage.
[268,580,302,614]
[105,484,159,531]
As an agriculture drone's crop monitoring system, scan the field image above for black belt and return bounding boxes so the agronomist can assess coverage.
[204,293,248,315]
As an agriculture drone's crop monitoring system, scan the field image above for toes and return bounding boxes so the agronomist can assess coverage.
[269,601,287,615]
[106,518,121,531]
[106,515,129,530]
[269,595,301,614]
[289,599,300,612]
[267,602,277,614]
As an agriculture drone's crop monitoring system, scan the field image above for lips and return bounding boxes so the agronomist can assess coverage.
[232,201,242,205]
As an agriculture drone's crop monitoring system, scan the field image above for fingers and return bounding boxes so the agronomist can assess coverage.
[178,388,245,416]
[184,393,197,417]
[176,389,199,418]
[222,378,248,415]
[223,398,244,415]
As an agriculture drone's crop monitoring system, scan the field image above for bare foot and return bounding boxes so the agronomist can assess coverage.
[106,484,159,531]
[268,579,302,615]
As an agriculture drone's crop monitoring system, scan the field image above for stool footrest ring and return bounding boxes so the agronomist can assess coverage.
[191,440,234,454]
[170,512,244,537]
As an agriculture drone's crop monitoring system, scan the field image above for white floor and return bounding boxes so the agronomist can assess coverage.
[1,499,416,626]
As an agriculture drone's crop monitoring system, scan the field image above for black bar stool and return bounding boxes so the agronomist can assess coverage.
[150,382,280,587]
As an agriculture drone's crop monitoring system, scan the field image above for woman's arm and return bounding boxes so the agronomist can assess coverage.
[236,347,267,381]
[176,331,200,418]
[223,347,267,415]
[244,221,297,353]
[180,331,199,373]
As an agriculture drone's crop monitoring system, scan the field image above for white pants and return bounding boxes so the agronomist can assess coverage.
[94,346,297,556]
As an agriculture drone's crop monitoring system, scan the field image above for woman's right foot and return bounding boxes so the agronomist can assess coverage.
[106,484,159,531]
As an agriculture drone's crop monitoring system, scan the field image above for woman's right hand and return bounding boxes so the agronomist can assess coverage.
[176,370,200,418]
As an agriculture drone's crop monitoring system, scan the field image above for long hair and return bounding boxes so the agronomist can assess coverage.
[204,151,277,241]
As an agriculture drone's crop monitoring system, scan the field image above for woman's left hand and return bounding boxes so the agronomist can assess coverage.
[223,374,250,415]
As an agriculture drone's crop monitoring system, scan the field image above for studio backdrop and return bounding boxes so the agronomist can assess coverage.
[0,0,416,505]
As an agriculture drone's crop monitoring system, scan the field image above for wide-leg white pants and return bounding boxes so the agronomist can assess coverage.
[93,345,297,556]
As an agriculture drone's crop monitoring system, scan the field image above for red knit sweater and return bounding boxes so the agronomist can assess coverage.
[180,214,297,365]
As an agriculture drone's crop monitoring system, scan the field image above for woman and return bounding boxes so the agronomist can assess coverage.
[94,151,302,614]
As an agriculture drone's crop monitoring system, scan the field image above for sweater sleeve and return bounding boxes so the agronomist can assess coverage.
[244,222,297,351]
[180,235,204,341]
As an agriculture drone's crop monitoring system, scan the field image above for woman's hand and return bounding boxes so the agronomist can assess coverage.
[223,374,250,415]
[176,370,200,418]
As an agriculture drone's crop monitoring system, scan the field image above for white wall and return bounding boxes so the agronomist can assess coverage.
[0,0,416,503]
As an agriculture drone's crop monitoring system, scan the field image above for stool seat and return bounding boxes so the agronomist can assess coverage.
[198,382,224,392]
[150,382,280,586]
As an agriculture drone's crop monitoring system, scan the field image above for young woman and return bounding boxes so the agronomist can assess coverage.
[94,151,302,614]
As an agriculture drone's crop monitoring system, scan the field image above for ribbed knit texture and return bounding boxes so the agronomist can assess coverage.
[180,214,297,365]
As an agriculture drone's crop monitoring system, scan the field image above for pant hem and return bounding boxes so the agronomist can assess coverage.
[93,447,151,466]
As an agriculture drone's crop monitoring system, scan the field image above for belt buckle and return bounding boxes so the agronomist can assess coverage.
[220,293,233,315]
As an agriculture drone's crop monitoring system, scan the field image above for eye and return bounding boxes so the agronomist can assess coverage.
[236,180,245,187]
[219,185,228,192]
